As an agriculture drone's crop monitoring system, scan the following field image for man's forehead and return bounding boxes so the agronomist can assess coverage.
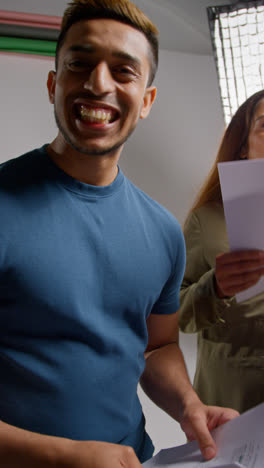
[62,18,149,57]
[67,43,142,69]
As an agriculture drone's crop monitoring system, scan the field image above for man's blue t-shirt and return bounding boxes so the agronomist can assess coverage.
[0,146,185,462]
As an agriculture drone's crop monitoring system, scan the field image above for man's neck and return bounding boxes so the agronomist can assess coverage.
[47,140,120,186]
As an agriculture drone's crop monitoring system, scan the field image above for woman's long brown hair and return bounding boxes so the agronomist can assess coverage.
[190,89,264,213]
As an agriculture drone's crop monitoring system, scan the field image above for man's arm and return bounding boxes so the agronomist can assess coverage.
[0,420,142,468]
[140,311,239,461]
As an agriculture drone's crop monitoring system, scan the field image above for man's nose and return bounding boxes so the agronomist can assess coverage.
[83,62,114,95]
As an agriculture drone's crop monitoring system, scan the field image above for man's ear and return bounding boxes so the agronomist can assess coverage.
[47,70,57,104]
[140,86,157,120]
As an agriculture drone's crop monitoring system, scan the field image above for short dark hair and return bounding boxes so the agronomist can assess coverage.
[56,0,159,86]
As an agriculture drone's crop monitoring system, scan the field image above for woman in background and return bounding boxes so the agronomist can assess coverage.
[179,90,264,413]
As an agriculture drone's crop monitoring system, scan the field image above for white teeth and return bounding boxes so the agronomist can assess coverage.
[80,106,113,124]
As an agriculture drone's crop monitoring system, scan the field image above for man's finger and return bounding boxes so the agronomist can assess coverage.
[189,418,217,460]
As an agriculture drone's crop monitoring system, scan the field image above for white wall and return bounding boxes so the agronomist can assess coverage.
[0,49,225,452]
[1,54,56,156]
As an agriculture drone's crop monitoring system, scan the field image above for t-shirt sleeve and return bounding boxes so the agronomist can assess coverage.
[151,224,186,315]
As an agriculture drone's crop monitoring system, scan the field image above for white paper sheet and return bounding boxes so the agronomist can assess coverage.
[218,159,264,302]
[143,403,264,468]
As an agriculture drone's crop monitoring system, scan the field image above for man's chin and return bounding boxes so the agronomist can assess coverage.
[54,110,135,158]
[69,141,124,157]
[62,132,128,157]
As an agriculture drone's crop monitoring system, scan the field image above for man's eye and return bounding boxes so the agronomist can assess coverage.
[68,61,90,71]
[114,67,136,81]
[117,67,134,74]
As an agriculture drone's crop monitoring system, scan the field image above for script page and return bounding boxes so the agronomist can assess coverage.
[143,403,264,468]
[217,159,264,302]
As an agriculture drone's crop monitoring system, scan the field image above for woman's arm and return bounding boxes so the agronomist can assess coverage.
[179,210,233,333]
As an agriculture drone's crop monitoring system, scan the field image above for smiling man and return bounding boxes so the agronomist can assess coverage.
[0,0,238,467]
[46,15,156,184]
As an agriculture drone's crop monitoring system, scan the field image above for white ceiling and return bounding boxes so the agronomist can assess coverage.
[0,0,233,55]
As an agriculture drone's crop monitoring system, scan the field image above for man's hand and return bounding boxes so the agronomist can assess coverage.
[215,249,264,298]
[142,313,239,462]
[179,400,239,460]
[65,440,142,468]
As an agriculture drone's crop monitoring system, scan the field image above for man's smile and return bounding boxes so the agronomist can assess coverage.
[74,103,119,126]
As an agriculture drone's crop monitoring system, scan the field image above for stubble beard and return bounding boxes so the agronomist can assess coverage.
[54,107,136,157]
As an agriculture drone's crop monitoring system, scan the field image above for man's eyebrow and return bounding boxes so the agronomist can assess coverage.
[68,44,94,53]
[67,45,141,67]
[111,51,141,67]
